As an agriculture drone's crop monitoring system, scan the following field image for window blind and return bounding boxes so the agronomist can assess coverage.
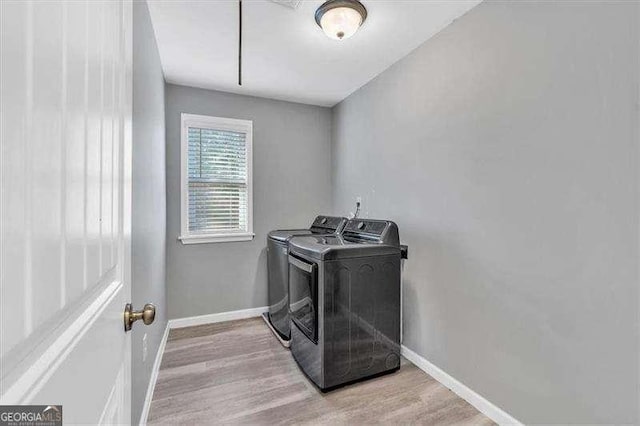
[187,127,248,234]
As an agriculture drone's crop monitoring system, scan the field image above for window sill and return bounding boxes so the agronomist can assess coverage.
[178,233,255,245]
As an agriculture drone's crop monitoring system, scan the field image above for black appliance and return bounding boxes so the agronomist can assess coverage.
[288,219,404,390]
[265,216,347,346]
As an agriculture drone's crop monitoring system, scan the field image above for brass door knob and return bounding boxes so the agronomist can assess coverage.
[124,303,156,332]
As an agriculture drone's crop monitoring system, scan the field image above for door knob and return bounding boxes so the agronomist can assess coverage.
[124,303,156,332]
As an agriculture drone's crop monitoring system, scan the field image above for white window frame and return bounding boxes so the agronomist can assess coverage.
[179,113,254,244]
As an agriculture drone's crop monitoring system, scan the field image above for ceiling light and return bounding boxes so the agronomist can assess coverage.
[315,0,367,41]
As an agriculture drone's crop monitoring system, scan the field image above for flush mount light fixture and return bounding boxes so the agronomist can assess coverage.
[315,0,367,41]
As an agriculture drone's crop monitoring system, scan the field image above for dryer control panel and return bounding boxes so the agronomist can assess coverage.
[342,219,399,246]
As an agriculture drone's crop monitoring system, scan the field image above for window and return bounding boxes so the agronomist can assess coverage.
[179,113,253,244]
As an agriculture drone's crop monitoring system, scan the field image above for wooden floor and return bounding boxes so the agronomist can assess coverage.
[148,318,494,425]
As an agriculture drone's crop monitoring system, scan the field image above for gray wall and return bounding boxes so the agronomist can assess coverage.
[331,1,638,424]
[165,84,332,319]
[132,1,166,423]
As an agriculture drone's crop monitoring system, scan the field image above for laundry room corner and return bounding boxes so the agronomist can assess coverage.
[164,85,334,320]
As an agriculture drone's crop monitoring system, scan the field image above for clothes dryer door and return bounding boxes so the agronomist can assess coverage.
[288,254,318,344]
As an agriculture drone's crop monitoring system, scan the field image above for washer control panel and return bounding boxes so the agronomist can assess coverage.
[344,219,387,236]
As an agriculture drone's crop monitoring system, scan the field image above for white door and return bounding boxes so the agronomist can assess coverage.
[1,0,133,423]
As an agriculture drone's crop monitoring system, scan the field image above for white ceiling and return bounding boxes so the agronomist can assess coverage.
[147,0,482,107]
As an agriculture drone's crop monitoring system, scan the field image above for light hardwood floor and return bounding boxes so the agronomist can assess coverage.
[148,318,494,425]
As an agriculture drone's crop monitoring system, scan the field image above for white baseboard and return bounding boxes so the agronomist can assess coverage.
[142,310,518,425]
[401,345,522,426]
[167,306,268,329]
[139,323,170,426]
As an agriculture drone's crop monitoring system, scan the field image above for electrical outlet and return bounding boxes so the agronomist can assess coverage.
[356,196,362,204]
[142,333,148,362]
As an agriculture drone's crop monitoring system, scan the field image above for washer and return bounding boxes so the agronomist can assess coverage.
[265,216,347,346]
[288,219,403,390]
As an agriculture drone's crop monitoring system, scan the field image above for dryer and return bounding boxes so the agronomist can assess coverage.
[265,216,347,346]
[288,219,404,390]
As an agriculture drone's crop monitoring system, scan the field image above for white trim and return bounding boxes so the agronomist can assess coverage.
[168,306,267,329]
[0,280,123,404]
[178,232,255,245]
[401,345,522,426]
[179,113,253,244]
[138,324,170,426]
